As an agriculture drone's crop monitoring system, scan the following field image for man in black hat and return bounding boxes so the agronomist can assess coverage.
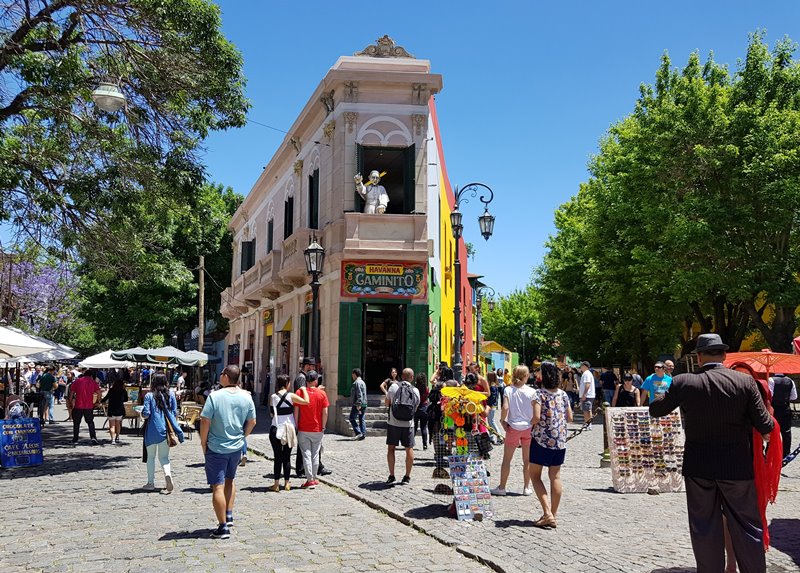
[650,333,774,573]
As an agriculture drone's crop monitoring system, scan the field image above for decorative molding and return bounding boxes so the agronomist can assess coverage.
[411,114,426,136]
[293,159,304,176]
[343,81,359,103]
[323,120,336,141]
[289,136,301,155]
[412,83,429,105]
[344,111,358,133]
[354,35,414,59]
[320,90,335,114]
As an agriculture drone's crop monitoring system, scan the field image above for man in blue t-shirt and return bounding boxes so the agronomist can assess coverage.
[641,362,672,405]
[200,365,256,539]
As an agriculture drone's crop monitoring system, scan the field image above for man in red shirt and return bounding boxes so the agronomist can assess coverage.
[70,369,102,445]
[294,370,328,489]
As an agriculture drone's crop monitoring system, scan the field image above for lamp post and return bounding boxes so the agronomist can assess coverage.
[475,285,496,358]
[303,235,325,367]
[450,183,496,382]
[520,324,533,367]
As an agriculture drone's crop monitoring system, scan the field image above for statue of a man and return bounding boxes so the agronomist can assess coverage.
[354,170,389,214]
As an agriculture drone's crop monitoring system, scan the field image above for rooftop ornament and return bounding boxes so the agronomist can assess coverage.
[354,35,415,59]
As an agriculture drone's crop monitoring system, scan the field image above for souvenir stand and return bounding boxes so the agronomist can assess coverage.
[434,385,495,520]
[606,406,684,493]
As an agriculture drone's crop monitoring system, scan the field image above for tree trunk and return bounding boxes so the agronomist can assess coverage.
[746,300,797,352]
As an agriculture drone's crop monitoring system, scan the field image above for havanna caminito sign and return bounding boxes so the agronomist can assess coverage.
[341,261,426,299]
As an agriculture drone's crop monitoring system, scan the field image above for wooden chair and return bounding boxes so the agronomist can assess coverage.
[178,407,200,440]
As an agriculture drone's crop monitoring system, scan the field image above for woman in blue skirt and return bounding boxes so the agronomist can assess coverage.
[529,361,573,528]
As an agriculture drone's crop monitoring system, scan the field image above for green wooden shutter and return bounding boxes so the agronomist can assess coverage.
[405,303,429,379]
[355,143,364,212]
[404,143,416,214]
[338,302,363,397]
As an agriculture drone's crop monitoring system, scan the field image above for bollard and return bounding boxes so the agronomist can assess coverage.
[600,401,611,468]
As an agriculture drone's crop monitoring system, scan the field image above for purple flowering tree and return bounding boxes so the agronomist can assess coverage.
[0,257,82,340]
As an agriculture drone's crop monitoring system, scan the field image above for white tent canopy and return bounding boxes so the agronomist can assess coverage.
[112,345,208,367]
[0,326,56,360]
[79,350,134,369]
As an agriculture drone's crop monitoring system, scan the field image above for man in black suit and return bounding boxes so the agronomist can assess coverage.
[649,333,774,573]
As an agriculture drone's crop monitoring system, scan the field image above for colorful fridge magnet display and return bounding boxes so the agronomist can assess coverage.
[448,454,494,521]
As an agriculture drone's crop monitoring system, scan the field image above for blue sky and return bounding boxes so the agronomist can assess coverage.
[203,1,800,296]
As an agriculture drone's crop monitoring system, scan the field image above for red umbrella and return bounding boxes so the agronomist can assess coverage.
[724,350,800,379]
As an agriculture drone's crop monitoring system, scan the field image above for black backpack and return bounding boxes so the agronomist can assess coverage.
[391,381,418,421]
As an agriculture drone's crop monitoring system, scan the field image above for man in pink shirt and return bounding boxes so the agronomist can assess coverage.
[70,369,101,445]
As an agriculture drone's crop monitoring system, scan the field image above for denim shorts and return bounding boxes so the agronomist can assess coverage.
[204,449,242,485]
[530,440,566,467]
[581,399,594,412]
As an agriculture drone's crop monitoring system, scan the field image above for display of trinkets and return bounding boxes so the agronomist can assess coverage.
[606,407,684,493]
[448,455,494,521]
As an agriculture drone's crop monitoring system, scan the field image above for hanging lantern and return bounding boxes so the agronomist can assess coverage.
[91,81,126,113]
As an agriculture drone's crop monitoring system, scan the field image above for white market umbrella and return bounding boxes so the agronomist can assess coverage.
[0,325,54,359]
[184,350,209,367]
[79,350,134,369]
[110,346,150,362]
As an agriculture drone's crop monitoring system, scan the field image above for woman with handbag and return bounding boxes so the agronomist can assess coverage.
[269,374,308,492]
[141,373,184,493]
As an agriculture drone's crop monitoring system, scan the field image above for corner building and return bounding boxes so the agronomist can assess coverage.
[221,37,475,431]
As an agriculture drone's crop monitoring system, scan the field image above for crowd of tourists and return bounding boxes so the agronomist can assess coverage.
[8,332,794,573]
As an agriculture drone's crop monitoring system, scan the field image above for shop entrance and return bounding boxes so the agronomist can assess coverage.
[363,303,405,392]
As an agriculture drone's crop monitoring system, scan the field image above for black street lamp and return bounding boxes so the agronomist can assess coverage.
[475,285,496,356]
[303,234,325,367]
[450,183,496,381]
[520,323,533,367]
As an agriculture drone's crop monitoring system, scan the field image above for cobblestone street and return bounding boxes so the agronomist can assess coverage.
[248,407,800,573]
[2,403,799,573]
[0,404,494,573]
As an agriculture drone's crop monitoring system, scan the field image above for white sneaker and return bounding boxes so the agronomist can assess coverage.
[490,487,507,496]
[523,487,533,496]
[165,475,174,493]
[142,483,155,491]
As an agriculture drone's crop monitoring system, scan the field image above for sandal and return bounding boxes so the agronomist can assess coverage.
[533,516,557,529]
[269,484,280,492]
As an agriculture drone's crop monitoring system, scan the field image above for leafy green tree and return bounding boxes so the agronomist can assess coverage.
[77,182,240,349]
[540,32,800,357]
[481,285,554,367]
[0,0,248,259]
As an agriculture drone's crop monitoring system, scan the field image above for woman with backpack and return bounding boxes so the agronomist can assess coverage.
[268,374,309,492]
[141,373,184,492]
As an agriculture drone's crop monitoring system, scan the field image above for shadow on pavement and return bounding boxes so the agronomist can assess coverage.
[583,487,620,493]
[184,462,205,468]
[358,481,395,491]
[494,518,538,528]
[241,486,280,494]
[159,528,214,541]
[0,454,129,478]
[770,518,800,565]
[181,487,209,494]
[110,488,161,495]
[403,503,450,519]
[650,568,696,573]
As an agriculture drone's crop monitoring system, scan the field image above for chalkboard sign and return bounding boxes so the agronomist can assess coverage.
[0,418,44,468]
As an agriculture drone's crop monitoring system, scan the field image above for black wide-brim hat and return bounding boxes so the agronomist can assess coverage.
[695,333,729,353]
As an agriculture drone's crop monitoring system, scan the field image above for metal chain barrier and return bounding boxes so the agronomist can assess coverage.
[782,444,800,467]
[566,404,604,442]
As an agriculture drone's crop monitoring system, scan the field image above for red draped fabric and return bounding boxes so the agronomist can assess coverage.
[752,421,782,549]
